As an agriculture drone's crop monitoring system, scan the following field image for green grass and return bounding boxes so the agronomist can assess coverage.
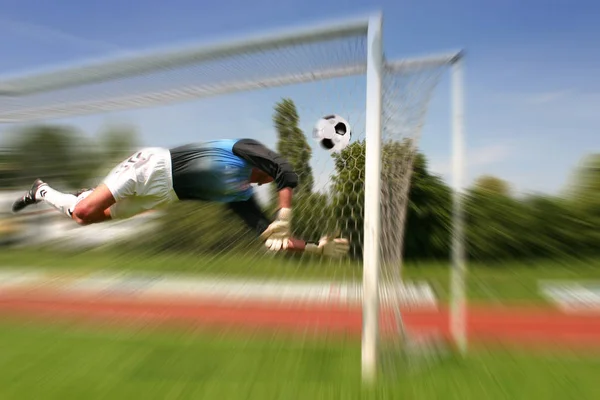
[0,319,598,399]
[1,248,600,304]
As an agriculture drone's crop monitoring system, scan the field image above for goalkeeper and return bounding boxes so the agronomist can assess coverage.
[11,138,349,258]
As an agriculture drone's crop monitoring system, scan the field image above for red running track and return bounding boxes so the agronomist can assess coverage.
[1,290,600,348]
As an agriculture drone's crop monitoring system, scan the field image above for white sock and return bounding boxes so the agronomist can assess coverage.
[36,185,78,218]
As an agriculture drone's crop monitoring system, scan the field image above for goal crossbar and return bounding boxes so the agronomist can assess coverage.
[0,16,371,96]
[0,64,366,122]
[0,52,461,123]
[386,51,463,72]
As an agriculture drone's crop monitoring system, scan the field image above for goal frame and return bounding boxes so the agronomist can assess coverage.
[361,15,466,383]
[0,12,467,384]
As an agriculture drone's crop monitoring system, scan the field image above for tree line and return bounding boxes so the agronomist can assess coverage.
[265,98,599,263]
[1,99,598,263]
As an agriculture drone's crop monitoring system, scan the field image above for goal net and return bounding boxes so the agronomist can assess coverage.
[0,14,465,382]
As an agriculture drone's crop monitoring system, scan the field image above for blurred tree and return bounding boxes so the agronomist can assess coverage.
[97,123,141,168]
[521,195,593,258]
[4,124,101,189]
[569,153,600,214]
[0,148,17,186]
[330,139,452,261]
[566,153,600,254]
[116,200,261,257]
[331,140,366,259]
[472,175,511,197]
[403,153,452,261]
[465,189,534,261]
[272,98,314,196]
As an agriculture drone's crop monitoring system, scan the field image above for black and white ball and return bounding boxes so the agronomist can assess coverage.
[312,114,352,153]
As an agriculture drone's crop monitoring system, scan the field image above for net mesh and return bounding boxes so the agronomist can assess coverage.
[0,27,454,372]
[379,63,448,372]
[0,34,367,123]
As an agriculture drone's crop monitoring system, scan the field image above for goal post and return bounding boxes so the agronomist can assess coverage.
[0,12,467,383]
[361,13,384,383]
[361,44,467,381]
[450,53,467,355]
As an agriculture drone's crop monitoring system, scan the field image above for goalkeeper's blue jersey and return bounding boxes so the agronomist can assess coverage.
[169,139,255,203]
[169,138,298,204]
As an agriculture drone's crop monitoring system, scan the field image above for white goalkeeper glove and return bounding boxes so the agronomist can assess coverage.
[260,208,292,252]
[305,235,350,258]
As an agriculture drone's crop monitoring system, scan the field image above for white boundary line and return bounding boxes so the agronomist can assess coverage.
[539,280,600,314]
[0,268,438,309]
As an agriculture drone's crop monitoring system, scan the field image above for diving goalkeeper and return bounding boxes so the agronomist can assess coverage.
[11,138,349,258]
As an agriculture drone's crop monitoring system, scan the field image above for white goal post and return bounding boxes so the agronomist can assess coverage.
[0,12,466,383]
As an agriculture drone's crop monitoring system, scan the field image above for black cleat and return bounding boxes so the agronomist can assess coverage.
[12,179,47,213]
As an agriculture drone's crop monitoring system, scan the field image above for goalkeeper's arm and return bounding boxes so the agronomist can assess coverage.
[285,236,351,258]
[227,196,349,258]
[232,138,297,251]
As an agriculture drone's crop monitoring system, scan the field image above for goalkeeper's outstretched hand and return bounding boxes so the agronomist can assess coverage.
[259,208,292,252]
[306,234,351,258]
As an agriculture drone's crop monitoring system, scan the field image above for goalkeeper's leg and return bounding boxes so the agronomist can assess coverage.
[11,147,177,225]
[71,185,173,224]
[70,184,115,224]
[11,179,113,224]
[12,179,175,225]
[73,146,178,223]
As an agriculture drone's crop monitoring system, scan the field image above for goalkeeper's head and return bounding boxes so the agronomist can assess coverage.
[250,168,275,186]
[233,138,298,189]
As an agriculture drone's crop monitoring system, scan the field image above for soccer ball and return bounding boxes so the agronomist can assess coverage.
[312,114,351,153]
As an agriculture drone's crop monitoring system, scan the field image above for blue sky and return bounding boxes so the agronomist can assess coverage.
[0,0,598,197]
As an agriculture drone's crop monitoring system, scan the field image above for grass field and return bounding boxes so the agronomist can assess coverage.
[0,319,598,400]
[1,248,599,304]
[1,249,599,398]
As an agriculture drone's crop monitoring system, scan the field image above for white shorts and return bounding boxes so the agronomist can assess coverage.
[103,147,179,220]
